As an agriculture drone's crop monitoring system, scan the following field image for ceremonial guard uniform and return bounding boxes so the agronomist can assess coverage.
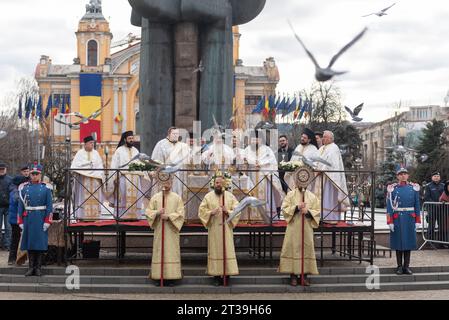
[17,164,53,277]
[386,168,421,275]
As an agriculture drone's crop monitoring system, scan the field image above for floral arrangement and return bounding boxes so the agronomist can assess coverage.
[278,160,304,172]
[129,162,159,172]
[209,170,233,190]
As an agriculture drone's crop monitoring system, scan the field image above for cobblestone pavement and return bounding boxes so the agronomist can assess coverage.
[0,248,448,300]
[0,291,448,300]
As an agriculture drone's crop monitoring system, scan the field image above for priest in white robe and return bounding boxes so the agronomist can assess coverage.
[110,131,148,220]
[201,133,235,170]
[243,134,284,222]
[151,127,191,199]
[317,130,350,222]
[70,136,104,220]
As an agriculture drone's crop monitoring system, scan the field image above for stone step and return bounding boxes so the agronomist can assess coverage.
[2,280,449,294]
[2,265,449,276]
[0,267,278,276]
[1,272,448,286]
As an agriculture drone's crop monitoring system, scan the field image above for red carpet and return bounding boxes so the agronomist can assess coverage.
[68,220,355,229]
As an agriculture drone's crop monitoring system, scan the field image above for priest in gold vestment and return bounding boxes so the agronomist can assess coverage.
[198,174,240,286]
[146,174,185,286]
[279,176,321,286]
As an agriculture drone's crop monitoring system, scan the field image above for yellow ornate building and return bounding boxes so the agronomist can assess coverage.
[35,2,279,153]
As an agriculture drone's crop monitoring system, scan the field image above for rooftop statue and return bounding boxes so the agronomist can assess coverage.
[128,0,266,152]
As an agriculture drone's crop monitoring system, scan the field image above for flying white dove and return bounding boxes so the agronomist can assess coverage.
[344,103,364,122]
[288,21,368,82]
[419,154,429,163]
[54,117,81,130]
[255,121,276,130]
[73,98,111,123]
[0,130,7,139]
[292,152,332,168]
[192,60,204,74]
[224,197,266,224]
[363,3,396,17]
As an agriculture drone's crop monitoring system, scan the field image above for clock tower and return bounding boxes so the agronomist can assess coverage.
[75,0,112,72]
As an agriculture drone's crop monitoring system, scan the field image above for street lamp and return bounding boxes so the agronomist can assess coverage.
[398,127,407,167]
[398,127,407,146]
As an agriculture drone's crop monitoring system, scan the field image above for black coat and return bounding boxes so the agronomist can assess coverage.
[278,147,294,164]
[424,181,445,203]
[0,175,13,208]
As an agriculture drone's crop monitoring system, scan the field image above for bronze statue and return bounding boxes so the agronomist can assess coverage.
[128,0,266,152]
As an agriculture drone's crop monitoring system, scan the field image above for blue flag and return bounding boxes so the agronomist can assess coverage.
[281,98,291,118]
[18,96,23,119]
[45,95,52,118]
[25,96,32,119]
[299,99,308,120]
[60,95,66,114]
[252,96,265,114]
[36,96,43,121]
[274,96,281,111]
[277,97,286,112]
[54,95,60,113]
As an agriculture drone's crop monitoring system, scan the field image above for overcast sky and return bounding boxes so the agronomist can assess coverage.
[1,0,448,122]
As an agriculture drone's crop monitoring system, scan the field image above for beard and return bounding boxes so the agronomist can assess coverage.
[214,188,223,195]
[300,141,308,146]
[126,142,134,148]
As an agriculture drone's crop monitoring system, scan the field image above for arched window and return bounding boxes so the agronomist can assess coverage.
[87,40,98,66]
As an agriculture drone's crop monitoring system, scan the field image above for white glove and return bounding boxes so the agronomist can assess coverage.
[415,223,421,230]
[19,224,23,230]
[389,224,394,232]
[43,223,50,232]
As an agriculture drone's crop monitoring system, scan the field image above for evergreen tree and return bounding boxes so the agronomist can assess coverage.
[374,149,402,208]
[412,119,448,183]
[377,149,401,186]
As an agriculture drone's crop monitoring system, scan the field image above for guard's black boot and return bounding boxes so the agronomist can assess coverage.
[34,253,43,277]
[25,252,35,277]
[403,251,412,275]
[395,251,403,275]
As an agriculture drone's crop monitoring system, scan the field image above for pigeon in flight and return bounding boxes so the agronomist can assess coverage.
[344,103,364,122]
[55,116,82,130]
[381,145,416,154]
[73,99,111,123]
[292,152,332,168]
[363,3,396,17]
[288,21,368,82]
[224,197,266,224]
[192,60,204,74]
[0,130,6,140]
[255,121,277,130]
[419,154,429,163]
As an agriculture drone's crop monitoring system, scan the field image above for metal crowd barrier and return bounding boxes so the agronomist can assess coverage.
[62,168,376,264]
[419,202,449,250]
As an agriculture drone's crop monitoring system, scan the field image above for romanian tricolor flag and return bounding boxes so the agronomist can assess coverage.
[262,96,270,118]
[114,113,123,123]
[80,74,102,142]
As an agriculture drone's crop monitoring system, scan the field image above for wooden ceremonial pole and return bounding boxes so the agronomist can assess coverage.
[222,192,227,287]
[160,190,166,287]
[300,188,306,286]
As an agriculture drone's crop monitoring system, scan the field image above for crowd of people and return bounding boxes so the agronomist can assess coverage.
[0,126,446,286]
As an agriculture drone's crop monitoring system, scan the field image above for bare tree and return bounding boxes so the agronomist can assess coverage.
[301,81,345,126]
